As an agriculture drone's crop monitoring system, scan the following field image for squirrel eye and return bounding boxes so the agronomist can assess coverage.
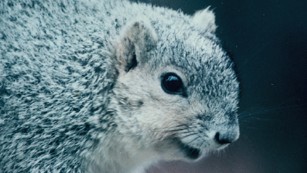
[161,73,183,94]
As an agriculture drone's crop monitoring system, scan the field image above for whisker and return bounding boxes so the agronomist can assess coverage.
[239,102,307,119]
[163,123,191,134]
[199,139,207,149]
[179,132,198,139]
[164,127,188,133]
[185,135,200,146]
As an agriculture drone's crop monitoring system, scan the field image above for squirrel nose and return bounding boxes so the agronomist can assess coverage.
[214,131,238,145]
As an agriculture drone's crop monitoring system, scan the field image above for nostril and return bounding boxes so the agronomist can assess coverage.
[214,132,233,145]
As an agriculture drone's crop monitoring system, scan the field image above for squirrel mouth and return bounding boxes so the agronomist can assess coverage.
[174,138,201,160]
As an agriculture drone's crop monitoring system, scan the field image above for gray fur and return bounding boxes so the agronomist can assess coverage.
[0,0,240,173]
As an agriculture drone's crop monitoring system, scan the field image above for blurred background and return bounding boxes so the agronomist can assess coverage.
[133,0,307,172]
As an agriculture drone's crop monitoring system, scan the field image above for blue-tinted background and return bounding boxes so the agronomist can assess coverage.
[133,0,307,172]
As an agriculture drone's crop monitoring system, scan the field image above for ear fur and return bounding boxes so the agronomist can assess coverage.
[192,7,217,33]
[116,20,158,72]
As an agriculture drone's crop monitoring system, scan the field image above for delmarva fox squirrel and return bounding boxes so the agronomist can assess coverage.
[0,0,240,172]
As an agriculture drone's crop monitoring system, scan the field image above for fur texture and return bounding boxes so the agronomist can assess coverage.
[0,0,240,173]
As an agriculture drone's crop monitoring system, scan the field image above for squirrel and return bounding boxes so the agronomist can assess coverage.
[0,0,240,173]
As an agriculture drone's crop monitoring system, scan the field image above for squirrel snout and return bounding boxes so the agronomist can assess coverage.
[214,130,239,145]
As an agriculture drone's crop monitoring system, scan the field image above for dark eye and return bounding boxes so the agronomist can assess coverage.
[161,73,184,95]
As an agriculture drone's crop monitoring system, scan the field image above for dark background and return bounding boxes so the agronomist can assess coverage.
[134,0,307,172]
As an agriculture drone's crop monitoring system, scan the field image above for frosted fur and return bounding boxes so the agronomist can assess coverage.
[0,0,240,173]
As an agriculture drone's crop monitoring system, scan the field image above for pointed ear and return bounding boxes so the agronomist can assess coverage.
[116,20,157,72]
[192,7,217,33]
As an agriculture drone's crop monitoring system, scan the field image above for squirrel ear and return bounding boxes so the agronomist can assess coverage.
[116,20,157,72]
[192,7,217,33]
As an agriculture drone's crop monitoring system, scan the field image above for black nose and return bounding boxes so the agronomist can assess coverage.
[214,132,238,145]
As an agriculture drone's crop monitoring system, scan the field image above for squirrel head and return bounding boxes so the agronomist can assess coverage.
[112,10,239,161]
